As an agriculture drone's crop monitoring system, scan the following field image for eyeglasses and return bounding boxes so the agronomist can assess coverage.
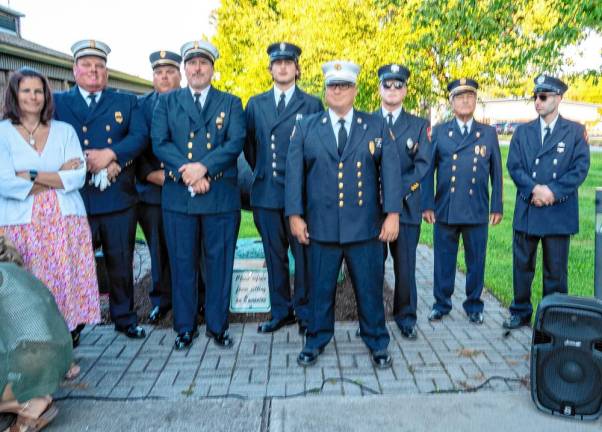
[533,92,556,102]
[326,83,353,91]
[382,81,405,90]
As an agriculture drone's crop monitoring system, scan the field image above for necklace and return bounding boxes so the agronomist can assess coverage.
[20,121,41,147]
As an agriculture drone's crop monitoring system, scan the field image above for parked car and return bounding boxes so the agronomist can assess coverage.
[503,122,521,135]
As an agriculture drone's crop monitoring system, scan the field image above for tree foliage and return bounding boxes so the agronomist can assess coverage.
[211,0,602,114]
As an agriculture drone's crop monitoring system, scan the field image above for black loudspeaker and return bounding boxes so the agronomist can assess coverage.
[531,293,602,420]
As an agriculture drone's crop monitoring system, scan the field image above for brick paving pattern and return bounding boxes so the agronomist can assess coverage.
[61,245,531,400]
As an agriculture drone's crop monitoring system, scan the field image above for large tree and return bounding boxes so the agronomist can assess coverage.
[211,0,601,113]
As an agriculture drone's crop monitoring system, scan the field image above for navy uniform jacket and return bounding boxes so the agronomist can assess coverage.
[424,119,503,225]
[377,109,431,225]
[507,116,590,236]
[244,87,323,209]
[136,91,164,205]
[151,86,245,214]
[285,111,402,244]
[54,87,146,215]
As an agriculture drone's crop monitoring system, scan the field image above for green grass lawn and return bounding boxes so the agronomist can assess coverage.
[419,146,601,312]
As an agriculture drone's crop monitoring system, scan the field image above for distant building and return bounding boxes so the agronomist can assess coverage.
[0,4,151,99]
[475,98,601,126]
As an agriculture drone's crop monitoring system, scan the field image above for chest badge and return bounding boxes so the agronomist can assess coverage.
[448,130,453,137]
[474,145,480,155]
[557,142,565,153]
[296,113,303,121]
[476,131,480,139]
[480,145,486,157]
[406,138,414,149]
[216,116,224,130]
[369,140,375,156]
[114,111,123,124]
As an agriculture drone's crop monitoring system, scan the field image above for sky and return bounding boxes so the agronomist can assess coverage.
[3,0,601,81]
[4,0,221,80]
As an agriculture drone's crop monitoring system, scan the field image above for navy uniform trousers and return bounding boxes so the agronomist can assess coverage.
[433,222,488,314]
[245,87,323,324]
[509,232,569,319]
[54,86,146,329]
[137,203,171,310]
[308,239,389,352]
[423,119,503,316]
[163,210,239,334]
[252,209,309,321]
[379,109,432,327]
[507,116,589,319]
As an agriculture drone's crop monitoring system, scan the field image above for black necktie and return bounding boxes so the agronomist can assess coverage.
[194,92,203,112]
[277,93,286,116]
[462,124,468,137]
[88,93,97,111]
[338,118,347,156]
[387,113,393,127]
[543,126,551,146]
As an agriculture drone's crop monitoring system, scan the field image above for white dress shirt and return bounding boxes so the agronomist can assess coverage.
[0,120,87,225]
[328,108,354,147]
[540,115,559,145]
[381,106,402,125]
[456,117,474,135]
[78,86,103,106]
[274,84,296,108]
[189,85,211,108]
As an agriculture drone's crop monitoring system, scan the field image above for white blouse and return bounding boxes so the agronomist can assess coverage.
[0,119,87,225]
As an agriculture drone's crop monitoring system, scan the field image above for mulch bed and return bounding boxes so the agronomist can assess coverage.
[101,270,394,328]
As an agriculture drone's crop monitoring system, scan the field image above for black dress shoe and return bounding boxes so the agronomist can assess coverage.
[428,309,444,321]
[298,321,308,336]
[370,351,392,369]
[297,347,324,367]
[174,330,199,350]
[468,312,484,325]
[502,314,530,330]
[257,313,297,333]
[206,330,234,348]
[148,306,170,324]
[400,325,418,340]
[116,325,146,339]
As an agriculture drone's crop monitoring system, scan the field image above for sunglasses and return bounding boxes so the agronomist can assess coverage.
[533,92,556,102]
[382,81,405,90]
[327,83,353,91]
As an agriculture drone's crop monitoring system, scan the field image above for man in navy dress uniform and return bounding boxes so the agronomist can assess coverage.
[152,40,245,350]
[54,40,147,339]
[136,50,182,324]
[422,78,503,325]
[503,75,590,329]
[244,42,323,335]
[376,64,432,340]
[286,60,401,369]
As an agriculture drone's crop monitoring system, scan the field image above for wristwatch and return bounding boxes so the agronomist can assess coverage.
[29,170,38,183]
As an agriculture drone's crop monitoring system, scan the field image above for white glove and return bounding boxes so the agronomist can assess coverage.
[98,169,110,191]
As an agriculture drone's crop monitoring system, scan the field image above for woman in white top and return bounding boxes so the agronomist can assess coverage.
[0,67,100,346]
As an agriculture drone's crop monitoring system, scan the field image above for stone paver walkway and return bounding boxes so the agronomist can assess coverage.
[60,245,532,400]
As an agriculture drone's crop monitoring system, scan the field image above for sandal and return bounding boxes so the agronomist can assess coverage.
[10,402,58,432]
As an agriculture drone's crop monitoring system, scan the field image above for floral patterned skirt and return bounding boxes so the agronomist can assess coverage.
[1,190,101,331]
